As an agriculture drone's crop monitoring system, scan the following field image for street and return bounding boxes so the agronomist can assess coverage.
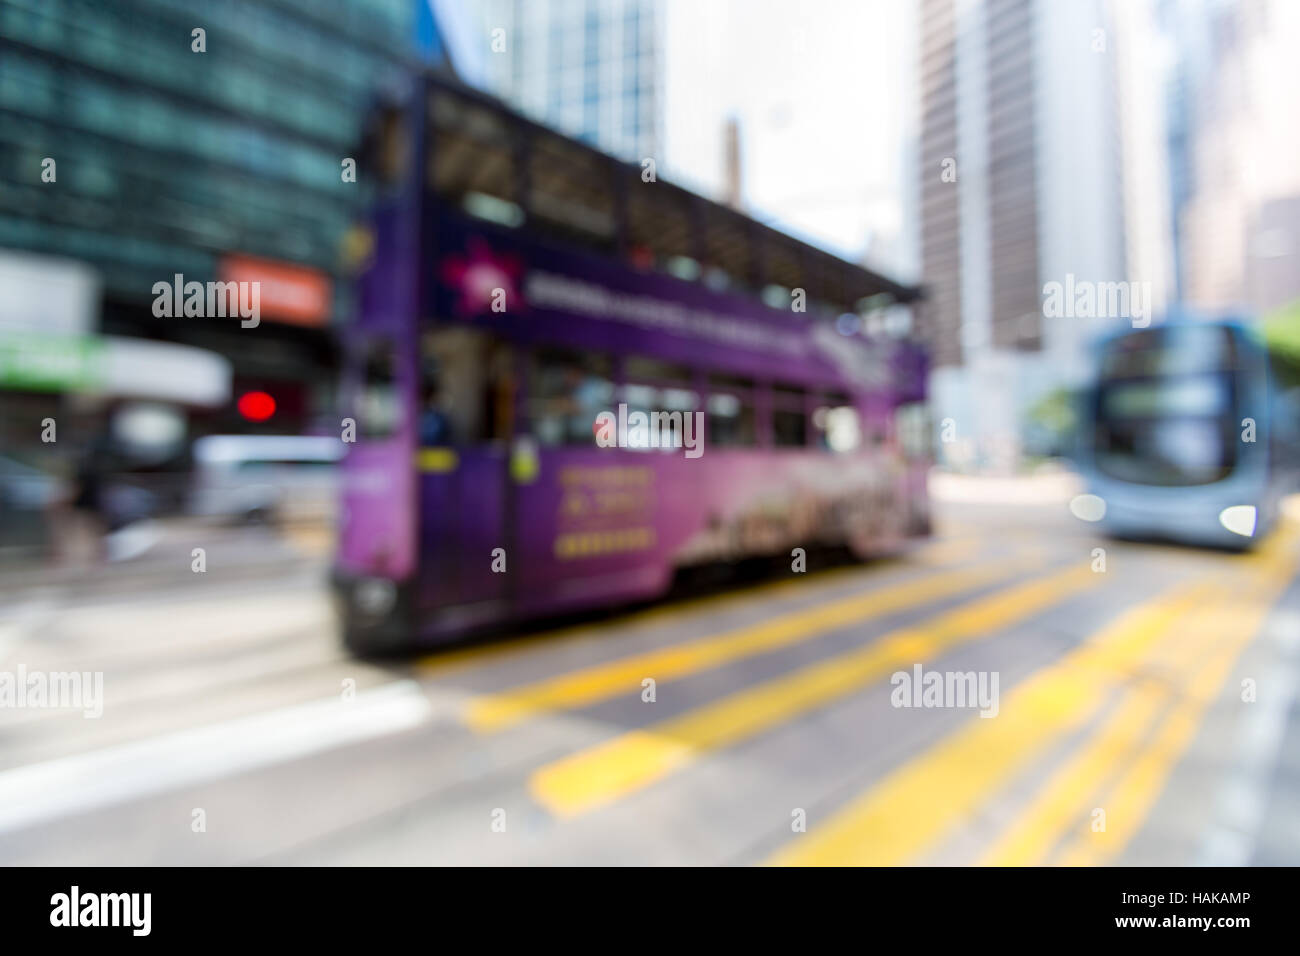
[2,474,1298,866]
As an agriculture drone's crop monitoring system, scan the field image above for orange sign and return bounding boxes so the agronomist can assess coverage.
[220,254,332,327]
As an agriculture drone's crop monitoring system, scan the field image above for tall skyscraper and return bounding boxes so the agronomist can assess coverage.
[473,0,662,163]
[1179,0,1300,314]
[1155,0,1216,304]
[917,0,1172,469]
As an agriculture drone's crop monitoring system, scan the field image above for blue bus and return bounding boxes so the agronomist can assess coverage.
[1077,317,1297,549]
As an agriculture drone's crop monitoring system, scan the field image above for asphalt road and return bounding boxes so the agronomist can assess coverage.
[2,479,1298,866]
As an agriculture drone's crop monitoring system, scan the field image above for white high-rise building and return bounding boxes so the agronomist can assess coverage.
[1180,0,1300,314]
[472,0,662,163]
[917,0,1173,470]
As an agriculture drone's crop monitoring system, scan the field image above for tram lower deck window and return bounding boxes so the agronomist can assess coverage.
[706,374,756,447]
[530,349,614,446]
[772,384,808,448]
[420,329,513,445]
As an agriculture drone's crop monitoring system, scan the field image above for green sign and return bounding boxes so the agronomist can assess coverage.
[0,331,106,392]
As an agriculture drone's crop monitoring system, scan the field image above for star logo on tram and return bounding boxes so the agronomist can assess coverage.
[440,238,524,317]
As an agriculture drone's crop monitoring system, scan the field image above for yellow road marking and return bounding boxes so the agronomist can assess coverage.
[980,684,1176,866]
[764,578,1217,866]
[466,557,1037,733]
[420,564,866,676]
[529,562,1100,819]
[979,583,1239,866]
[769,525,1297,867]
[1053,537,1298,866]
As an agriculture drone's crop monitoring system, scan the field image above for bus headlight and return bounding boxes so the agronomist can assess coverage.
[1218,505,1257,537]
[1069,494,1107,522]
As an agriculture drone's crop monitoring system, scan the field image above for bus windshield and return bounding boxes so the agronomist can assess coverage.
[1093,326,1240,487]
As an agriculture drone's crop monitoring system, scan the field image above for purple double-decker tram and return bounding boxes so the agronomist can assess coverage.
[334,75,931,653]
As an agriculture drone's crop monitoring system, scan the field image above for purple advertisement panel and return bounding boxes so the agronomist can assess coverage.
[427,210,921,397]
[498,445,919,624]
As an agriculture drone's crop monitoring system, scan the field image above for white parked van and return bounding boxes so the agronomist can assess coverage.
[189,435,343,524]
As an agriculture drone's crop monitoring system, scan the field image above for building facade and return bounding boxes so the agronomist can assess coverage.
[473,0,661,164]
[917,0,1172,470]
[1179,0,1300,315]
[0,0,441,444]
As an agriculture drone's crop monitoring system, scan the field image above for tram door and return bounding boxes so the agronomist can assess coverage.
[416,328,514,616]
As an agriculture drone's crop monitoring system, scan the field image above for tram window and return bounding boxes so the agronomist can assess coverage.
[706,373,756,448]
[618,383,703,418]
[530,349,614,446]
[529,133,616,251]
[620,358,700,451]
[358,340,400,440]
[895,402,932,461]
[813,396,862,453]
[420,329,514,445]
[429,92,516,208]
[773,409,808,447]
[624,356,692,386]
[622,358,697,412]
[772,384,808,448]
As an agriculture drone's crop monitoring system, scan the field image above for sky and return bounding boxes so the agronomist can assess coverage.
[661,0,918,278]
[436,0,919,279]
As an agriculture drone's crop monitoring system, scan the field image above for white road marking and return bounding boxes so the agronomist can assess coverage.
[0,679,437,835]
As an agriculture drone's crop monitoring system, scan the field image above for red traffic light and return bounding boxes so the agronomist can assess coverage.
[237,390,276,422]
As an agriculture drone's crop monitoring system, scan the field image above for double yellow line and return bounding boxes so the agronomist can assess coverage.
[527,560,1100,817]
[767,526,1297,866]
[1051,538,1297,866]
[465,555,1041,734]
